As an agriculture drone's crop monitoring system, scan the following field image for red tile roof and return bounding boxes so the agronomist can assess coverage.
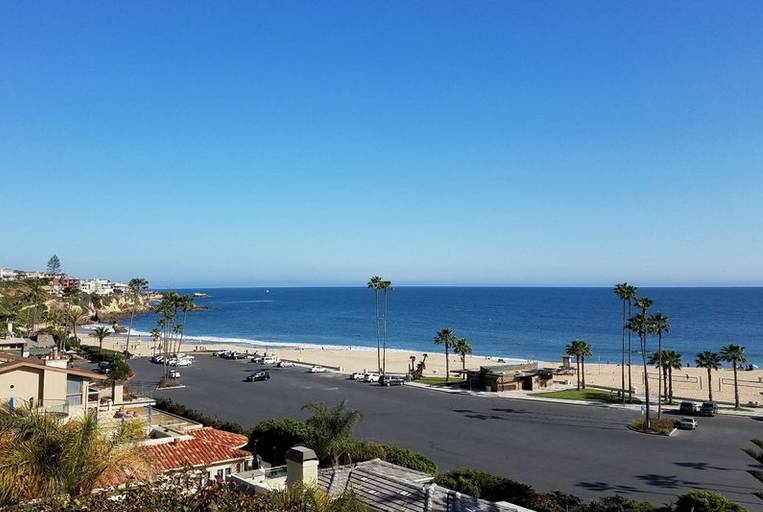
[146,427,251,472]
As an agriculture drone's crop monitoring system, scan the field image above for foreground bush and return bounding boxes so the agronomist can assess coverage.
[379,444,437,475]
[250,418,315,465]
[673,490,747,512]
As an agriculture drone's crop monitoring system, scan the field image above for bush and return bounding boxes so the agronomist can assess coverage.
[581,495,659,511]
[249,418,314,464]
[380,444,437,475]
[435,468,537,508]
[153,396,247,435]
[79,345,129,363]
[629,416,676,435]
[673,490,746,512]
[343,440,386,464]
[107,358,131,382]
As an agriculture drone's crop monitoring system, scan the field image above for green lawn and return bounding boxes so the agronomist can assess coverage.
[416,376,464,386]
[533,388,641,404]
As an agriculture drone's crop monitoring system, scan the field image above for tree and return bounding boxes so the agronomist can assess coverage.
[303,401,363,466]
[367,276,382,373]
[21,278,48,333]
[565,339,591,390]
[454,337,473,371]
[663,350,682,404]
[614,283,638,402]
[696,351,721,401]
[0,406,149,506]
[64,305,87,343]
[433,328,457,383]
[720,344,747,408]
[673,490,746,512]
[175,294,194,354]
[125,278,149,350]
[628,296,653,429]
[89,326,112,350]
[648,312,670,417]
[46,254,61,275]
[378,279,392,374]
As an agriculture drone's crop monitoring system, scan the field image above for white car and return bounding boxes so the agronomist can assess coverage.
[310,366,327,373]
[167,369,181,379]
[262,356,278,364]
[277,361,295,368]
[213,350,229,357]
[151,355,164,364]
[169,358,192,367]
[364,373,380,383]
[351,372,365,380]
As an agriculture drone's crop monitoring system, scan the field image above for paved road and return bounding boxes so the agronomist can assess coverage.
[126,355,763,509]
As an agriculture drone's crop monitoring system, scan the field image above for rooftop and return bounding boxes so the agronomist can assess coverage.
[146,427,251,472]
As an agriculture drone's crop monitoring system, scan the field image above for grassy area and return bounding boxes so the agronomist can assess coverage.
[416,376,465,386]
[533,388,641,404]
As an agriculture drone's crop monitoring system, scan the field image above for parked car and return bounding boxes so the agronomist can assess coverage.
[679,401,699,415]
[351,372,366,380]
[310,366,327,373]
[364,373,380,383]
[213,350,229,357]
[246,371,270,382]
[277,361,295,368]
[677,417,698,430]
[151,355,164,364]
[379,375,405,386]
[97,361,110,374]
[167,369,181,379]
[699,401,718,417]
[169,358,192,367]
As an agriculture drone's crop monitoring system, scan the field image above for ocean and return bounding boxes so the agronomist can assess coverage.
[127,287,763,365]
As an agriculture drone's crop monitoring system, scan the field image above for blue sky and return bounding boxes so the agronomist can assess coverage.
[1,2,762,287]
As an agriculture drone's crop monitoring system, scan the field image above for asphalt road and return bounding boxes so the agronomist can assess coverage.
[125,355,763,509]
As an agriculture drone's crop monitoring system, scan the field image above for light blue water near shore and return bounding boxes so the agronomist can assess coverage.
[129,287,763,365]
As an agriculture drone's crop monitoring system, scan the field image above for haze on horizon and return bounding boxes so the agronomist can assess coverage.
[1,2,762,288]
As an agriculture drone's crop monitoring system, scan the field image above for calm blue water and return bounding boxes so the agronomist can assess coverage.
[129,287,763,365]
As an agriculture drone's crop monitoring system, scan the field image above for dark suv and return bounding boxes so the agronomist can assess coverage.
[246,371,270,382]
[379,375,405,387]
[699,401,717,417]
[679,401,699,415]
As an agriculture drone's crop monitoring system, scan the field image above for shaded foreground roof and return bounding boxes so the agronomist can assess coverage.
[147,427,251,471]
[319,459,524,512]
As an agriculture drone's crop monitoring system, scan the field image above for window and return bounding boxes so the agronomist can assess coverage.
[66,376,83,406]
[236,463,241,473]
[225,468,231,478]
[216,469,224,479]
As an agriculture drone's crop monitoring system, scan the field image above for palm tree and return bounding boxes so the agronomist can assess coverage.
[125,278,148,350]
[629,296,653,429]
[433,328,456,382]
[89,326,112,350]
[21,278,48,333]
[367,276,382,372]
[648,312,670,417]
[453,337,473,372]
[64,306,87,343]
[663,350,682,404]
[0,406,150,505]
[303,401,363,466]
[176,294,194,353]
[720,344,747,408]
[565,339,591,390]
[695,351,721,401]
[614,283,639,400]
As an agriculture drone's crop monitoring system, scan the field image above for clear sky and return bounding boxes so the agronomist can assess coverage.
[1,2,762,287]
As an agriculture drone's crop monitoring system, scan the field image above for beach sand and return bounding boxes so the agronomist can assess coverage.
[84,331,763,406]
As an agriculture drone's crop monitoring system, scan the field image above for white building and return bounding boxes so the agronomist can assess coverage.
[79,279,114,295]
[0,269,19,281]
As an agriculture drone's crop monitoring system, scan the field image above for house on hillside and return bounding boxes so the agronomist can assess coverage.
[232,447,533,512]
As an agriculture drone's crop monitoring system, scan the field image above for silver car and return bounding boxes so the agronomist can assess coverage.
[677,417,697,430]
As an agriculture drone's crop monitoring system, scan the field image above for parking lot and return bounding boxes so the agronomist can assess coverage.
[126,354,763,509]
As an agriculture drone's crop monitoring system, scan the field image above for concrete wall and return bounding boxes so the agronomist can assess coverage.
[0,367,44,403]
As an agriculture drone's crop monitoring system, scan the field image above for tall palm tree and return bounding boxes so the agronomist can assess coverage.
[378,279,392,375]
[0,406,150,505]
[433,328,456,383]
[64,306,87,343]
[89,326,112,350]
[303,401,363,466]
[565,339,590,390]
[366,277,382,373]
[629,296,653,429]
[615,284,639,400]
[695,351,721,401]
[21,278,48,334]
[579,340,592,389]
[720,344,747,408]
[176,294,194,353]
[125,278,148,350]
[614,283,630,401]
[648,312,670,417]
[453,337,473,372]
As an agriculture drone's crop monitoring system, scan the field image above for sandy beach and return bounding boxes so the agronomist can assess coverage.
[83,330,763,407]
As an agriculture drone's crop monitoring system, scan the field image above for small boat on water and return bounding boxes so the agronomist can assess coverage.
[192,292,208,298]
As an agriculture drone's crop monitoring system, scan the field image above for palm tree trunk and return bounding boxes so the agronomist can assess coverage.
[581,356,586,389]
[445,343,450,383]
[382,290,388,375]
[657,334,663,418]
[707,368,713,401]
[576,356,581,391]
[733,362,739,408]
[125,303,135,350]
[621,299,626,402]
[99,336,103,350]
[627,301,633,400]
[374,290,380,373]
[641,332,651,430]
[668,367,674,404]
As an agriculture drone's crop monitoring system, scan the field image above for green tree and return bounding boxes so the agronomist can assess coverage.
[720,344,747,408]
[89,326,112,350]
[628,296,653,429]
[695,351,721,401]
[0,406,149,506]
[21,278,49,333]
[378,279,391,374]
[64,305,87,343]
[46,254,61,275]
[433,328,457,383]
[303,401,363,466]
[663,350,682,404]
[566,339,591,390]
[454,337,473,371]
[673,490,746,512]
[124,278,148,350]
[614,283,638,402]
[367,276,382,373]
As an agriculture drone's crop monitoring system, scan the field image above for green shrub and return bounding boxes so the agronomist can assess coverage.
[153,396,247,435]
[380,444,437,475]
[343,440,386,464]
[581,495,659,511]
[107,358,131,381]
[249,418,315,465]
[673,490,746,512]
[435,468,537,508]
[629,416,675,435]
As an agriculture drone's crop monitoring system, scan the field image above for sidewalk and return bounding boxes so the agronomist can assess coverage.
[405,382,763,417]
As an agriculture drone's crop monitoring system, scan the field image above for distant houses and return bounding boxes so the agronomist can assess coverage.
[1,267,130,296]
